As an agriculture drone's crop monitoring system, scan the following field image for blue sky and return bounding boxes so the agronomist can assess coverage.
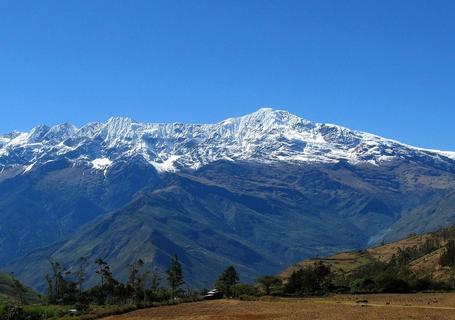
[0,0,454,150]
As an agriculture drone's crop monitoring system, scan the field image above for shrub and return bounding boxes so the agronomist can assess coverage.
[238,294,258,301]
[256,276,282,296]
[374,273,410,293]
[4,305,24,320]
[231,284,259,298]
[350,278,376,293]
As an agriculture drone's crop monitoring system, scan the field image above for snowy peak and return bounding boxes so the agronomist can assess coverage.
[0,108,454,174]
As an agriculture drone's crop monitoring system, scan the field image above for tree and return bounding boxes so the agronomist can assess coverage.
[75,257,88,296]
[94,258,118,304]
[47,259,66,303]
[166,254,184,299]
[128,259,149,304]
[150,267,161,293]
[284,262,332,295]
[311,261,332,293]
[285,268,304,294]
[45,273,55,303]
[374,273,410,293]
[95,258,111,287]
[256,275,282,295]
[440,240,455,267]
[45,259,77,304]
[215,266,239,297]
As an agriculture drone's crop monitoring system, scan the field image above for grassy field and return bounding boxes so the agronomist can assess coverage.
[103,293,455,320]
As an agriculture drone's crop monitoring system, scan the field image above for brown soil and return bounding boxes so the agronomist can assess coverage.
[103,293,455,320]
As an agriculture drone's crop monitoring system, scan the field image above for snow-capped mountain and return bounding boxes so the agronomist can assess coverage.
[2,108,455,291]
[0,108,454,175]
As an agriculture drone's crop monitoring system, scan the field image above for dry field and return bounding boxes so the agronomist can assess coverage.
[104,293,455,320]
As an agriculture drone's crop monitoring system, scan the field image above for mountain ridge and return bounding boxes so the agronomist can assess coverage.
[1,108,454,176]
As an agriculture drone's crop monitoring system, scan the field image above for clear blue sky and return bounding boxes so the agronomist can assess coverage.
[0,1,454,150]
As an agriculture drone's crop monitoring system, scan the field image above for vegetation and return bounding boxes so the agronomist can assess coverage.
[166,255,184,299]
[0,272,41,305]
[0,254,197,320]
[440,240,455,267]
[4,225,455,319]
[255,275,282,295]
[214,266,239,298]
[285,261,332,295]
[280,225,455,296]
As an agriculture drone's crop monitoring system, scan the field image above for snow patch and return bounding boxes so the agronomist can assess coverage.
[23,162,35,174]
[149,155,180,172]
[91,158,113,170]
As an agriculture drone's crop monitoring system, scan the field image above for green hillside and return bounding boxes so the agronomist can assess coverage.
[0,271,41,304]
[281,225,455,288]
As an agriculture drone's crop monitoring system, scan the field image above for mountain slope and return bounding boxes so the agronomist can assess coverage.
[7,159,455,290]
[280,225,455,282]
[1,108,455,290]
[0,158,159,264]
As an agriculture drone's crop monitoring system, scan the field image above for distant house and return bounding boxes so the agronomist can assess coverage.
[203,288,223,300]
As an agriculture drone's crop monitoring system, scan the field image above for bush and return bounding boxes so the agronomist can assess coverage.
[4,305,24,320]
[238,294,258,301]
[77,293,91,311]
[0,304,8,316]
[409,278,432,292]
[231,284,259,298]
[374,274,410,293]
[255,276,282,296]
[24,304,65,318]
[350,278,375,293]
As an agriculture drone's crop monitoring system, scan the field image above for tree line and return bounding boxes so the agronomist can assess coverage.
[42,257,286,307]
[44,254,186,309]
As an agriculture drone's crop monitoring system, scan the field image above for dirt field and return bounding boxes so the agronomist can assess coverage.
[104,293,455,320]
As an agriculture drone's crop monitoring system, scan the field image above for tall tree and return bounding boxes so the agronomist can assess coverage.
[95,258,112,287]
[128,259,148,304]
[48,259,65,302]
[95,258,117,304]
[45,259,77,304]
[75,257,88,296]
[285,269,304,294]
[45,273,55,303]
[150,266,161,294]
[215,266,239,297]
[166,254,184,299]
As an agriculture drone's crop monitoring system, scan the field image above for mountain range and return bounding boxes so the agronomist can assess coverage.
[1,108,455,290]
